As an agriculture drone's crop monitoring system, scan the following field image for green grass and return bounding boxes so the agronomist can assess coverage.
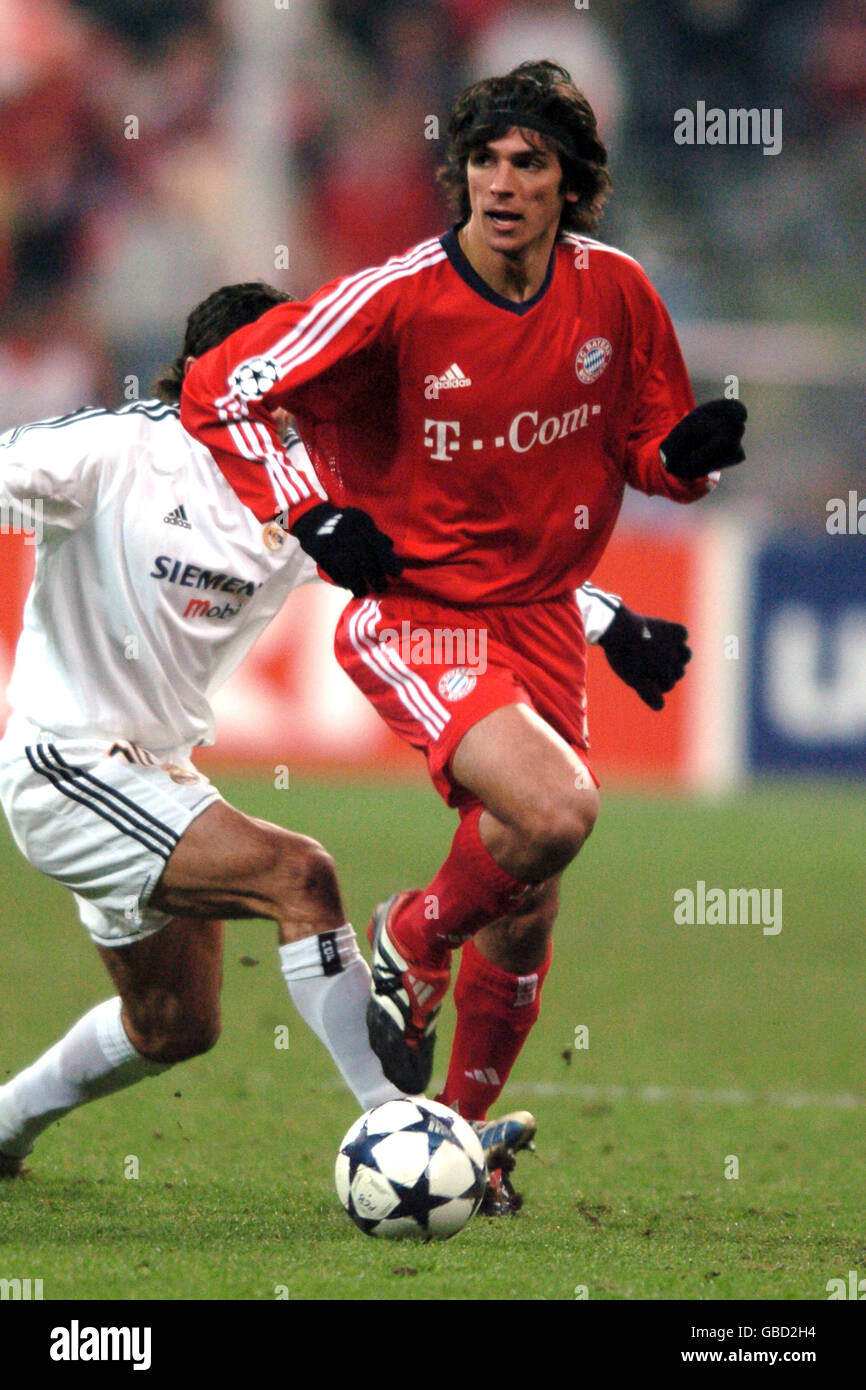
[1,777,863,1302]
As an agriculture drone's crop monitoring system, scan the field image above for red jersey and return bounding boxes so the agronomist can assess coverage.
[181,230,715,606]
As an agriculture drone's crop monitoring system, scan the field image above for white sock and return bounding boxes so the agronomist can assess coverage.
[279,926,404,1110]
[0,997,169,1159]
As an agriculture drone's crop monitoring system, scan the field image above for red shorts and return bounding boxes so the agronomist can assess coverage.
[334,592,598,809]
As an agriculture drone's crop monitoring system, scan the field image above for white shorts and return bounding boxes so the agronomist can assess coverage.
[0,723,222,948]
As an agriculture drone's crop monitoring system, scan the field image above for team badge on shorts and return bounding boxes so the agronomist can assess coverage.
[262,521,287,551]
[438,668,477,701]
[575,337,612,384]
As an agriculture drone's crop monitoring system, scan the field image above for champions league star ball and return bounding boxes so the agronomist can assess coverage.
[335,1098,487,1240]
[229,356,279,399]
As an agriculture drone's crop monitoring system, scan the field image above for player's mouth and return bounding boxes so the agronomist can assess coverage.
[485,209,523,230]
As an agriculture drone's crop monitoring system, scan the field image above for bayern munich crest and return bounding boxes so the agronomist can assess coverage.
[575,336,612,384]
[437,668,477,701]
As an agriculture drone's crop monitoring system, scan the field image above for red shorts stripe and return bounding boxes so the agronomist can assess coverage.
[335,592,597,807]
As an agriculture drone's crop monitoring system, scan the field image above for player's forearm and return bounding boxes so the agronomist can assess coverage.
[180,300,326,526]
[181,372,325,526]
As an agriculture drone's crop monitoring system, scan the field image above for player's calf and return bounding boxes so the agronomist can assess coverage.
[473,875,560,974]
[151,805,401,1111]
[98,917,224,1064]
[118,993,222,1064]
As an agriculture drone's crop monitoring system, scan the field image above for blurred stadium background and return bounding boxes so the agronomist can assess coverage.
[1,0,864,785]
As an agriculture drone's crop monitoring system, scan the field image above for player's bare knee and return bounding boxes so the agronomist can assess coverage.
[157,1017,220,1064]
[126,998,221,1064]
[522,799,596,876]
[293,840,342,916]
[254,830,343,928]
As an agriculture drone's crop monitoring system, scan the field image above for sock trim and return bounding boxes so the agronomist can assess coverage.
[93,997,141,1068]
[279,925,360,982]
[458,936,553,1007]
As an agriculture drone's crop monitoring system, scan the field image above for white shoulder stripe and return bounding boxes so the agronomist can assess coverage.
[271,241,446,379]
[264,239,442,371]
[563,233,642,268]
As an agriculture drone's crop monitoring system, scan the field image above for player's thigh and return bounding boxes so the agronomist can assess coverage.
[149,799,343,922]
[97,916,224,1053]
[451,703,599,839]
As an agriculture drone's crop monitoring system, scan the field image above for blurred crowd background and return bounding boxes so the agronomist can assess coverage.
[0,0,863,523]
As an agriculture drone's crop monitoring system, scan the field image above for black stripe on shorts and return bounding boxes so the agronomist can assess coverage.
[26,744,179,860]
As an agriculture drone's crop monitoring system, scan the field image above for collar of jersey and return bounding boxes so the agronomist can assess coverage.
[440,226,556,316]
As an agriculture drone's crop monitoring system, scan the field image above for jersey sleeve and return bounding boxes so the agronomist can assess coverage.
[623,272,717,504]
[576,581,621,642]
[180,270,396,526]
[0,411,102,536]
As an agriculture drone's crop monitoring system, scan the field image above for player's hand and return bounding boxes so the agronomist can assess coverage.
[598,605,691,710]
[660,399,747,479]
[290,502,403,597]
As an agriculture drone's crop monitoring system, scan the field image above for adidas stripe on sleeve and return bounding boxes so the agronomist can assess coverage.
[180,240,445,526]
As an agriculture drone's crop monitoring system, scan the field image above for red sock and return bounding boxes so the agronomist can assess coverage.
[391,807,528,964]
[435,937,552,1121]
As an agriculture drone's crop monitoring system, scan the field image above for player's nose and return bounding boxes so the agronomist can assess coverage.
[489,159,518,195]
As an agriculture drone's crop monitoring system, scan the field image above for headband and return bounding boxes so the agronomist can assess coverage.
[467,107,578,161]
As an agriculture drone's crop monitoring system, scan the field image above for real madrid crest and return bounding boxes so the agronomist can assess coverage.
[262,520,287,552]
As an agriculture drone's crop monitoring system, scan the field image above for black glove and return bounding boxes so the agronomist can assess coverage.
[598,604,691,711]
[291,502,403,598]
[660,399,747,479]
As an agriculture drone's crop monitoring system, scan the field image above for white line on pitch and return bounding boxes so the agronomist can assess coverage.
[510,1083,864,1110]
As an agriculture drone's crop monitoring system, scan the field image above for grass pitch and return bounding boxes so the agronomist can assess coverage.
[1,775,863,1303]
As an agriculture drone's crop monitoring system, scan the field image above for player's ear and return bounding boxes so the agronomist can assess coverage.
[563,188,579,203]
[183,356,197,376]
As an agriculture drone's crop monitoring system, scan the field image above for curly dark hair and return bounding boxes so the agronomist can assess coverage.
[153,281,292,403]
[437,59,610,235]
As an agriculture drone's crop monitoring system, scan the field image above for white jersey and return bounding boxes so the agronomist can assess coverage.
[0,401,321,750]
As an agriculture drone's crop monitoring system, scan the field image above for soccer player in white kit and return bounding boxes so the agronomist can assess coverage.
[0,283,413,1174]
[0,281,690,1180]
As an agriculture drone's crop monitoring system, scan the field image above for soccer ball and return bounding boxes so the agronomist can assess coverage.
[229,356,279,400]
[335,1097,487,1240]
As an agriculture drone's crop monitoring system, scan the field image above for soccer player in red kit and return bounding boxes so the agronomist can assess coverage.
[181,62,747,1186]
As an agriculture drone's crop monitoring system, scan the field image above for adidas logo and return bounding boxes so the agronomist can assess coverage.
[164,504,191,529]
[434,362,472,390]
[464,1067,501,1086]
[316,511,342,537]
[407,974,437,1007]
